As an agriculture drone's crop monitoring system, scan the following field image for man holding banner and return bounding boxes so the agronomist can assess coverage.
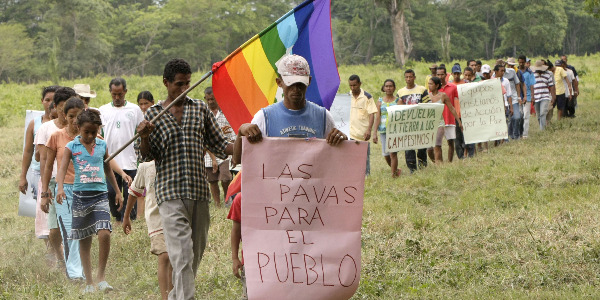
[396,69,430,172]
[232,54,356,300]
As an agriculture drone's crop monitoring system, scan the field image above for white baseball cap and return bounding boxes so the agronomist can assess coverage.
[481,64,491,74]
[275,54,310,86]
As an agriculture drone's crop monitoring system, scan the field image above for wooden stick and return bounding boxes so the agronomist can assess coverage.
[104,70,213,163]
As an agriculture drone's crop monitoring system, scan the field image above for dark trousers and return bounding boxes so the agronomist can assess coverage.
[565,96,577,117]
[108,169,137,222]
[405,149,427,172]
[455,120,475,159]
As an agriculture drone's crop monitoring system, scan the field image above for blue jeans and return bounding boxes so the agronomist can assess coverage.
[55,183,84,279]
[534,100,549,130]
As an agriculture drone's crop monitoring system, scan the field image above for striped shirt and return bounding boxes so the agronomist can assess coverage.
[533,71,554,102]
[137,97,229,205]
[204,109,235,167]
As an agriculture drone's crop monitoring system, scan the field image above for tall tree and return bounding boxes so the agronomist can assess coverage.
[332,0,391,65]
[0,23,34,81]
[38,0,113,79]
[377,0,412,66]
[498,0,568,56]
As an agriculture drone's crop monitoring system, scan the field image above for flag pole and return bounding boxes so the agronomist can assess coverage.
[104,70,213,163]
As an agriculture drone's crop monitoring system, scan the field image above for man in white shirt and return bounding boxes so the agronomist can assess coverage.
[99,78,144,222]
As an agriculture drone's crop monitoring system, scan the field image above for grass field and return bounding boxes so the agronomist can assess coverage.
[1,55,600,299]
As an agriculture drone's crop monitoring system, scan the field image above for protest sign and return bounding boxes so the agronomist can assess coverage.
[385,103,444,152]
[19,110,44,218]
[241,137,366,300]
[328,93,351,137]
[457,79,508,144]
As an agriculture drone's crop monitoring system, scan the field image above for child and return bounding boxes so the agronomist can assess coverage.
[137,91,154,113]
[42,97,87,280]
[123,159,173,300]
[228,193,247,300]
[133,91,154,216]
[56,109,123,294]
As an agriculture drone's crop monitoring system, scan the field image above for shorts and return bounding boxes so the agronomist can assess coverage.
[206,160,233,183]
[150,233,168,255]
[379,133,390,156]
[556,94,566,110]
[47,178,58,230]
[71,191,112,240]
[435,126,456,147]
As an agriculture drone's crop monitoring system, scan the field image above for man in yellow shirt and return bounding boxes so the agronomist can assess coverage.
[551,60,573,121]
[349,74,377,175]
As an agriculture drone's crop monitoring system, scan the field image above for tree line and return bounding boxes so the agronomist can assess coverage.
[1,0,599,83]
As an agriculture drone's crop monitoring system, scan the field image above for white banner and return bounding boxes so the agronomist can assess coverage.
[385,103,444,152]
[19,110,44,218]
[457,79,508,144]
[328,93,351,137]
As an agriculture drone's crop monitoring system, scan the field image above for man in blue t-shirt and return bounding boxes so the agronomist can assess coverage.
[233,54,347,163]
[517,56,536,138]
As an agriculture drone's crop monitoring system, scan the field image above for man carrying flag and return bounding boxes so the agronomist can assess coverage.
[136,59,234,300]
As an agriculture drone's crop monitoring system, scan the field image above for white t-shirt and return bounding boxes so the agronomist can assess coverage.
[34,120,59,177]
[251,109,336,137]
[501,78,512,106]
[99,101,144,170]
[128,161,162,237]
[565,69,574,98]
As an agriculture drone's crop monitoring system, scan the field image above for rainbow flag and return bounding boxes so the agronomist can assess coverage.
[211,0,339,132]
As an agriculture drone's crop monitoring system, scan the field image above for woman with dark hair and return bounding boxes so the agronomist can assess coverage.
[373,79,400,177]
[427,77,462,163]
[137,91,155,113]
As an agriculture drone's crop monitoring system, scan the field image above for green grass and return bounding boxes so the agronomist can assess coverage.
[1,55,600,299]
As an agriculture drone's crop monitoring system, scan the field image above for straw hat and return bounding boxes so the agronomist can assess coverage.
[505,57,517,66]
[73,84,97,98]
[530,60,549,72]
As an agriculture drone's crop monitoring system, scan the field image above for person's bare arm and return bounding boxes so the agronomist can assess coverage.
[40,146,57,212]
[122,194,138,234]
[566,78,573,100]
[54,148,70,206]
[104,152,123,211]
[207,151,218,173]
[443,94,463,131]
[136,120,155,159]
[233,123,262,164]
[373,102,382,144]
[364,113,374,141]
[109,160,131,186]
[231,221,243,278]
[19,120,35,194]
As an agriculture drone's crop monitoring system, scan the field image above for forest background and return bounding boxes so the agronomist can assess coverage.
[1,0,600,83]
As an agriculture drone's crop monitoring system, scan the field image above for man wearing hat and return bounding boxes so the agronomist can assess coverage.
[235,54,347,145]
[425,64,438,87]
[73,83,97,108]
[504,58,522,139]
[517,55,536,138]
[481,64,492,80]
[530,60,555,130]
